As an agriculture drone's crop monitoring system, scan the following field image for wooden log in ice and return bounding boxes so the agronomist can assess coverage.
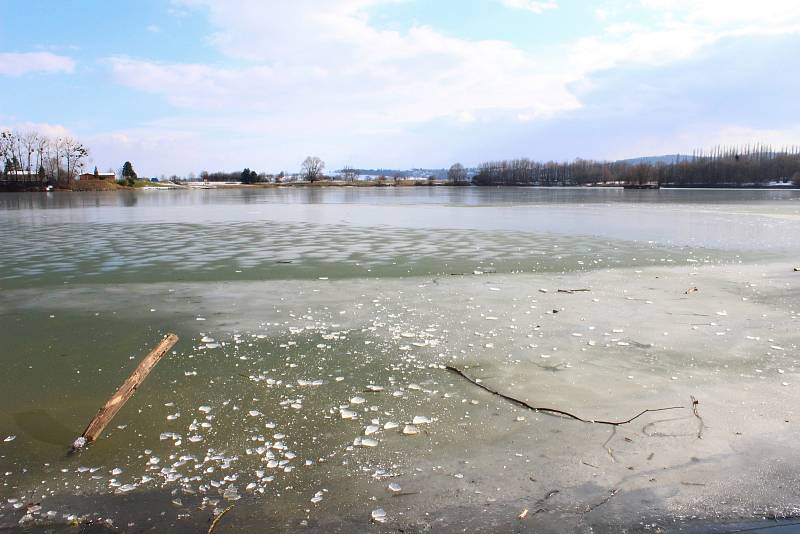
[70,333,179,452]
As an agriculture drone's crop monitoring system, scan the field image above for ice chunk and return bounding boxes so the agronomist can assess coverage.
[412,416,431,425]
[403,425,419,435]
[222,485,241,501]
[371,508,387,523]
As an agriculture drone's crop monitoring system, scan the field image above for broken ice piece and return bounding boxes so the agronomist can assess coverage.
[383,422,399,430]
[222,485,240,501]
[412,416,431,425]
[3,435,16,442]
[402,425,419,435]
[340,409,357,419]
[350,396,366,405]
[388,482,402,493]
[116,483,137,494]
[365,425,380,435]
[371,508,387,523]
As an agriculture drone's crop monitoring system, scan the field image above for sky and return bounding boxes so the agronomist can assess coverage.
[1,0,800,176]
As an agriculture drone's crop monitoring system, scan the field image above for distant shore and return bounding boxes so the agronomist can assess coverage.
[0,178,452,192]
[1,179,799,193]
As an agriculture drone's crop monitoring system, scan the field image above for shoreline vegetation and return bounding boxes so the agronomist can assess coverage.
[3,127,800,192]
[5,180,800,193]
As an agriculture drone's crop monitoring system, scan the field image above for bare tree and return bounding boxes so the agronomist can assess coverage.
[61,137,89,185]
[448,163,468,184]
[0,128,90,187]
[20,131,40,172]
[339,165,357,182]
[0,129,12,175]
[35,135,49,176]
[301,156,325,182]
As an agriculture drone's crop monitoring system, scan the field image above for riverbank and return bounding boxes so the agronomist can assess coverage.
[0,179,451,192]
[0,178,180,193]
[3,179,799,192]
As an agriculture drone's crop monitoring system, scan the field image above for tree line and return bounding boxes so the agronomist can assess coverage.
[6,130,800,189]
[473,145,800,187]
[0,129,89,185]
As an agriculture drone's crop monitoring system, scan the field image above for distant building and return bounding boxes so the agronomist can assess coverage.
[78,172,116,181]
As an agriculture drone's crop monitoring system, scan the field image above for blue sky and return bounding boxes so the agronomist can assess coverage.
[2,0,799,176]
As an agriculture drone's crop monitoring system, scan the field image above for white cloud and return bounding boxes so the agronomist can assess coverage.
[94,0,800,172]
[712,125,800,149]
[130,0,800,130]
[565,0,800,78]
[640,0,800,28]
[146,24,162,33]
[0,121,73,138]
[499,0,557,14]
[110,0,582,127]
[0,52,75,76]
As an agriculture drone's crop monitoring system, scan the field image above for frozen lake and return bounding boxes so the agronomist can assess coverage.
[1,187,800,532]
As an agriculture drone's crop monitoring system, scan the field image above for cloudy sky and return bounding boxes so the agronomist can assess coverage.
[2,0,799,176]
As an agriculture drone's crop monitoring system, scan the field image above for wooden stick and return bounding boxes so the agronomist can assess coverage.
[445,365,684,426]
[208,505,234,534]
[71,333,178,451]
